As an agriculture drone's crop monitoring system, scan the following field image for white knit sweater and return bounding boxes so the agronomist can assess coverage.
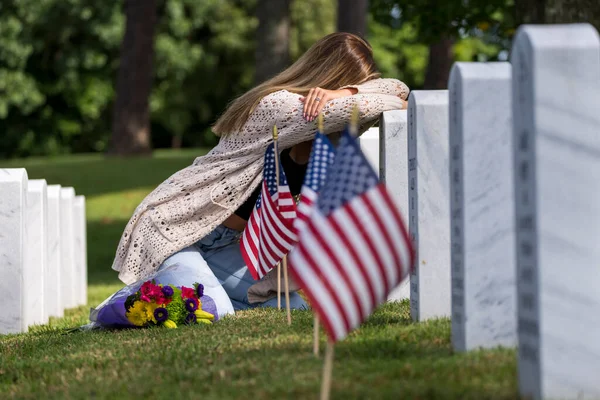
[111,78,409,300]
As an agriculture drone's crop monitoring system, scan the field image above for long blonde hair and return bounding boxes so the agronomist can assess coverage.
[212,32,380,136]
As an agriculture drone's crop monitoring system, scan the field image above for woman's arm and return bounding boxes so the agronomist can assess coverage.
[258,90,405,149]
[301,79,409,122]
[340,78,410,99]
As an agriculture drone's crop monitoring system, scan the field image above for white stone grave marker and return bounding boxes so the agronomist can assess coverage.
[449,62,516,351]
[25,179,48,326]
[407,90,451,321]
[46,185,63,318]
[59,187,76,309]
[380,110,410,301]
[512,23,600,399]
[359,127,380,176]
[0,169,28,334]
[74,195,87,306]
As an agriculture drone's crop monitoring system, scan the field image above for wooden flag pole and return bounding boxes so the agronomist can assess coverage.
[320,340,335,400]
[283,255,292,325]
[273,125,282,310]
[350,104,359,137]
[313,316,320,356]
[277,262,281,310]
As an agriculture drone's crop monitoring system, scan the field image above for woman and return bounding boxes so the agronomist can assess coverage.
[111,32,409,312]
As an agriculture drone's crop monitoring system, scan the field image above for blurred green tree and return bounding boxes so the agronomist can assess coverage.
[0,0,124,158]
[370,0,515,89]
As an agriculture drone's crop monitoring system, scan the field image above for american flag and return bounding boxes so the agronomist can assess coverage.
[293,131,336,235]
[289,128,415,342]
[241,142,298,280]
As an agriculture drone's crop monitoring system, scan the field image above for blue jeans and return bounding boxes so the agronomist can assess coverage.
[159,225,307,311]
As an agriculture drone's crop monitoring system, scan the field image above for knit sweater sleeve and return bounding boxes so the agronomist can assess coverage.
[340,78,410,99]
[255,89,406,149]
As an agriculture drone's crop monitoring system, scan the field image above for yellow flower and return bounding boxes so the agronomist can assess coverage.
[145,302,160,324]
[126,301,151,326]
[197,318,212,325]
[194,309,214,321]
[164,319,177,329]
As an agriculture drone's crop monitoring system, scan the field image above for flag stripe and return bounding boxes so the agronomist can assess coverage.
[352,192,397,291]
[379,188,415,270]
[314,215,374,318]
[305,216,366,324]
[333,208,387,303]
[344,205,391,299]
[293,242,349,338]
[366,187,411,283]
[291,242,347,340]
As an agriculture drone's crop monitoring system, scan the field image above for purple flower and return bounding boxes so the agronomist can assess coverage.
[185,298,198,312]
[196,284,204,298]
[154,307,169,323]
[162,285,174,297]
[185,313,197,325]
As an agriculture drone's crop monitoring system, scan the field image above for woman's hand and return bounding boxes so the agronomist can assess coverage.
[300,87,357,122]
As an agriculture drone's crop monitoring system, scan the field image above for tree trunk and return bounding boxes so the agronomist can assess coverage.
[254,0,291,85]
[108,0,156,156]
[516,0,600,30]
[337,0,368,37]
[516,0,546,25]
[423,37,454,90]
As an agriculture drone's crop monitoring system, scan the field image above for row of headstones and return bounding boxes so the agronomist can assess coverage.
[0,168,88,334]
[361,23,600,399]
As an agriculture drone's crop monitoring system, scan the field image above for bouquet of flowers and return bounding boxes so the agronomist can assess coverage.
[88,263,234,330]
[125,280,215,328]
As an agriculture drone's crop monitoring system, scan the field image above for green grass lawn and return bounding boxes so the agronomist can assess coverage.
[0,150,518,399]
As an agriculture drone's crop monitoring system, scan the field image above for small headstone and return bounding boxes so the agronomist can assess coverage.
[512,23,600,399]
[25,179,48,326]
[407,90,451,321]
[73,195,87,306]
[46,185,63,318]
[449,62,516,351]
[380,110,410,301]
[0,169,28,334]
[359,127,380,176]
[60,187,76,309]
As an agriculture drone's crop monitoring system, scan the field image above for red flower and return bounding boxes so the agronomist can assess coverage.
[181,286,196,299]
[140,281,155,296]
[141,281,167,303]
[140,294,152,303]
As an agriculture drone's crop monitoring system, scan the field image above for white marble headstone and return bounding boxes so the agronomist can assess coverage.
[358,127,380,176]
[512,23,600,399]
[25,179,48,326]
[59,187,76,310]
[449,62,516,351]
[73,195,87,306]
[407,90,451,321]
[46,185,63,318]
[380,110,410,301]
[0,169,28,334]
